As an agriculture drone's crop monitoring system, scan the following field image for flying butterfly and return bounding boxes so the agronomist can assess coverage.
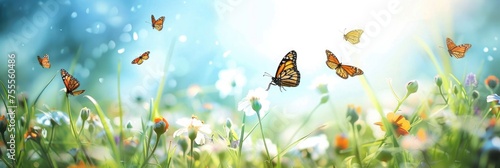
[151,15,165,31]
[37,54,51,68]
[131,51,150,65]
[344,29,364,44]
[264,50,301,91]
[446,37,471,59]
[325,50,364,79]
[60,69,85,96]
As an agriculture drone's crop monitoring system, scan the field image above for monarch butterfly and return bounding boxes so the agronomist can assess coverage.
[151,15,165,31]
[325,50,364,79]
[446,37,471,59]
[344,29,364,44]
[131,51,150,65]
[264,50,301,91]
[37,54,51,68]
[60,69,85,96]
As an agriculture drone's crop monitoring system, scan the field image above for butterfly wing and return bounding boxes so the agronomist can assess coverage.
[151,15,156,29]
[61,69,85,96]
[342,65,364,77]
[325,50,340,69]
[37,54,51,68]
[267,50,301,91]
[446,37,471,58]
[132,51,150,65]
[344,29,363,44]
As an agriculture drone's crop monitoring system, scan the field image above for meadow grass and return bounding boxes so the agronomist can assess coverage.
[1,38,499,168]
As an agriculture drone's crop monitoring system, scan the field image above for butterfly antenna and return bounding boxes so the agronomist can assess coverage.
[263,72,272,77]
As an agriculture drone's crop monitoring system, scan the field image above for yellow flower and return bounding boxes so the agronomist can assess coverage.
[374,113,410,137]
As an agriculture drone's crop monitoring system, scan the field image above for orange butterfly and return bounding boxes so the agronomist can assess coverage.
[60,69,85,96]
[151,15,165,31]
[131,51,150,65]
[325,50,363,79]
[446,37,471,59]
[37,54,51,68]
[264,50,301,91]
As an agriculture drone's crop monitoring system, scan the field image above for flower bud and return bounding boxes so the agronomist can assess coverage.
[472,90,479,100]
[226,118,233,129]
[320,95,329,104]
[80,107,90,121]
[251,98,262,113]
[346,105,359,124]
[377,148,393,162]
[153,117,169,135]
[453,85,459,95]
[406,80,419,95]
[316,83,329,95]
[178,136,189,154]
[434,75,442,87]
[126,121,133,129]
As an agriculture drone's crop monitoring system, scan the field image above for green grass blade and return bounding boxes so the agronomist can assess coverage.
[271,124,326,160]
[30,70,58,108]
[153,38,176,117]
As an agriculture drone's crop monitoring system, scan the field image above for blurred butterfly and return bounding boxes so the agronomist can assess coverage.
[151,15,165,31]
[446,37,471,59]
[60,69,85,96]
[37,54,51,68]
[131,51,150,65]
[264,50,301,91]
[344,29,364,44]
[325,50,363,79]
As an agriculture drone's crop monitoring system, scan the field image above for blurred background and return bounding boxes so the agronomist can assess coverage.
[0,0,498,135]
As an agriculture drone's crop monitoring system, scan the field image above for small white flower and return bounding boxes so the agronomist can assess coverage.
[296,134,329,160]
[487,94,500,103]
[173,116,212,145]
[215,68,247,98]
[255,138,278,157]
[238,87,270,116]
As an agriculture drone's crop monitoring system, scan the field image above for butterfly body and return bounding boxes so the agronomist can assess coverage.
[151,15,165,31]
[60,69,85,96]
[325,50,363,79]
[37,54,51,68]
[132,51,150,65]
[344,29,364,44]
[265,50,301,91]
[446,37,471,58]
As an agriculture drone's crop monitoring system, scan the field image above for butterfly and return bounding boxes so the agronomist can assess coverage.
[344,29,364,44]
[264,50,301,91]
[151,15,165,31]
[325,50,364,79]
[37,54,51,68]
[60,69,85,96]
[131,51,150,65]
[446,37,471,59]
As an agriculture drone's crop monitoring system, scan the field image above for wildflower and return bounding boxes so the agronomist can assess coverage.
[346,104,360,124]
[153,117,169,135]
[255,138,278,158]
[238,88,270,116]
[24,126,46,142]
[465,72,478,88]
[215,68,246,98]
[485,75,499,90]
[296,134,329,160]
[310,75,332,95]
[80,107,90,121]
[126,121,133,129]
[401,128,434,151]
[406,80,419,95]
[67,160,96,168]
[374,113,410,137]
[335,134,349,150]
[173,115,212,145]
[36,111,69,127]
[487,94,500,103]
[187,84,202,98]
[0,115,7,135]
[434,75,442,87]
